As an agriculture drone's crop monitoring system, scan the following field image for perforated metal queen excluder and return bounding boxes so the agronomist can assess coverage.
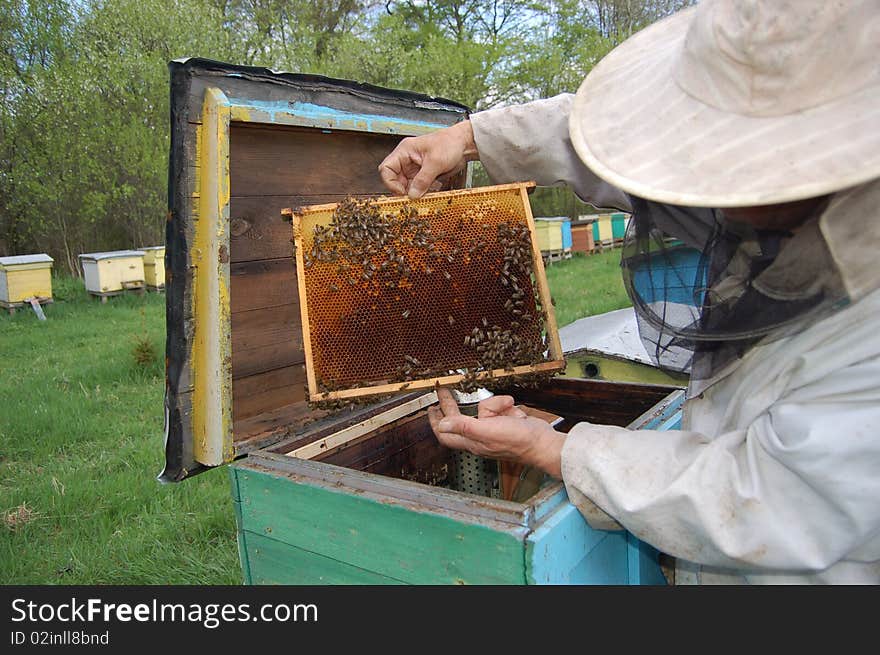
[289,182,565,402]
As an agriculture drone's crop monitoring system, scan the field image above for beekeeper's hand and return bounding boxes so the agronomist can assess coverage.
[427,388,566,478]
[378,120,479,199]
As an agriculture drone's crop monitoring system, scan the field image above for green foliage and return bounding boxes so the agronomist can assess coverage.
[0,0,689,272]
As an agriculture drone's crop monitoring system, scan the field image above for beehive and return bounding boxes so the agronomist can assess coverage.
[79,250,146,295]
[0,254,53,306]
[140,246,165,289]
[592,214,614,244]
[534,218,564,252]
[571,218,596,254]
[561,219,573,251]
[292,183,565,401]
[163,59,688,587]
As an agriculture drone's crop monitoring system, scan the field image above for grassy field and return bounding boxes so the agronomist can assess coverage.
[544,250,629,327]
[0,250,629,584]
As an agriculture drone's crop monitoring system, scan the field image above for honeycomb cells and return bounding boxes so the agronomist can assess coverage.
[295,186,550,395]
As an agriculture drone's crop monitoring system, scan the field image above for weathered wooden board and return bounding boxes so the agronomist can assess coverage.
[232,464,529,584]
[230,124,401,197]
[230,195,353,263]
[232,365,307,422]
[511,377,678,431]
[183,71,467,132]
[316,412,454,487]
[229,258,297,313]
[231,304,303,379]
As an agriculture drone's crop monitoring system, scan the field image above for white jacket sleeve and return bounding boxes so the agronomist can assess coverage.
[561,352,880,571]
[470,94,632,212]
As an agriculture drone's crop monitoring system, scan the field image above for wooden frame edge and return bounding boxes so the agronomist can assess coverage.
[286,181,538,217]
[520,184,564,362]
[292,215,320,400]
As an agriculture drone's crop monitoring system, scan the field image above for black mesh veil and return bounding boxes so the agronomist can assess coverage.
[620,195,849,380]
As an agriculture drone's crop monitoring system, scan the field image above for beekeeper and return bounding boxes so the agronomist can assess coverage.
[378,0,880,584]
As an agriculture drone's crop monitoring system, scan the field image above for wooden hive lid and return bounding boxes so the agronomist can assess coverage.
[78,250,146,261]
[0,253,53,268]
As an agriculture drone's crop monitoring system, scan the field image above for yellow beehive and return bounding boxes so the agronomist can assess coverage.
[595,214,614,243]
[140,246,165,288]
[78,250,146,295]
[534,218,563,251]
[0,254,53,305]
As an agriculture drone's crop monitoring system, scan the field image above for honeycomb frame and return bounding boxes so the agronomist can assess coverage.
[288,182,565,402]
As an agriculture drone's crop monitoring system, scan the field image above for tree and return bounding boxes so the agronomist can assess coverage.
[0,0,693,269]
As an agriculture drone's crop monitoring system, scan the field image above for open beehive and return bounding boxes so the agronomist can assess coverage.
[290,182,565,402]
[163,59,688,585]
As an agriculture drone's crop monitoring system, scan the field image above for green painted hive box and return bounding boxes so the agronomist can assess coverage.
[162,59,685,585]
[227,379,683,585]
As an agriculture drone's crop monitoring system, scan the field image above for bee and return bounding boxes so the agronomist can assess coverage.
[443,271,451,280]
[448,315,455,326]
[330,283,339,292]
[402,309,411,319]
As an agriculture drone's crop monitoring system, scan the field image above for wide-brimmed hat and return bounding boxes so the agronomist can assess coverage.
[569,0,880,208]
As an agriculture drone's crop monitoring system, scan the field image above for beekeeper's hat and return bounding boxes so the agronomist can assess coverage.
[569,0,880,207]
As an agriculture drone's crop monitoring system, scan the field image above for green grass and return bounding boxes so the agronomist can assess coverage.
[545,250,631,327]
[0,276,240,584]
[0,255,628,584]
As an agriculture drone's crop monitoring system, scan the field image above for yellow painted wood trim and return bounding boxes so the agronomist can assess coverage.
[191,87,233,467]
[521,186,564,363]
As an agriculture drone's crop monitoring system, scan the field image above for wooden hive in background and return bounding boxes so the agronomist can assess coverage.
[571,216,596,254]
[0,254,53,313]
[78,250,146,299]
[140,246,165,290]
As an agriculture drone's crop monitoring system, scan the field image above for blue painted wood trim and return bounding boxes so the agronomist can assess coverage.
[227,97,451,135]
[527,396,683,585]
[526,502,626,584]
[626,532,667,585]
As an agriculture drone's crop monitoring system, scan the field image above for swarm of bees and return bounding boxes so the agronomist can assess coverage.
[299,193,557,408]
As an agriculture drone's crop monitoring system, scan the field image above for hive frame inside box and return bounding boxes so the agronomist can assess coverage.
[291,182,566,402]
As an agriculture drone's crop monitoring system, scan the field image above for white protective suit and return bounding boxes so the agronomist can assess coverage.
[471,94,880,584]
